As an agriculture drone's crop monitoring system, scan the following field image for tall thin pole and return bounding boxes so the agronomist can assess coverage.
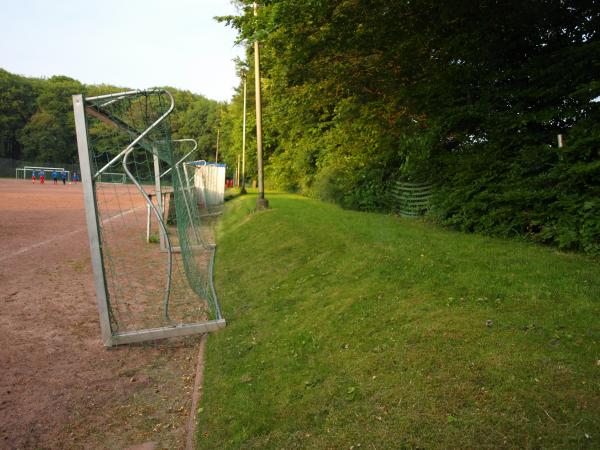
[215,128,220,163]
[72,94,112,346]
[152,147,166,252]
[241,74,247,194]
[254,2,268,208]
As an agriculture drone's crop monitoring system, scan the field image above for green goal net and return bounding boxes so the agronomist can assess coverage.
[73,89,225,346]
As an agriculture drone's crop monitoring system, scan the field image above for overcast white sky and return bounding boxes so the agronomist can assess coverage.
[0,0,245,102]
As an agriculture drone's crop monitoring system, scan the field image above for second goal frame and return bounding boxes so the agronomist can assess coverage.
[16,166,70,181]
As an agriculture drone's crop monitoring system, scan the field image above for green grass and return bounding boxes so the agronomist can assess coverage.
[199,193,599,449]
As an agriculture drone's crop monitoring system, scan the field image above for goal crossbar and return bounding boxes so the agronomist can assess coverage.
[97,172,127,183]
[16,166,69,180]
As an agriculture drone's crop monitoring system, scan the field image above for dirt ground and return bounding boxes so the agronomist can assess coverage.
[0,178,204,449]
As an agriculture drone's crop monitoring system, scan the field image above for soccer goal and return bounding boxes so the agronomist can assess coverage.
[16,166,69,180]
[97,172,126,184]
[72,89,225,347]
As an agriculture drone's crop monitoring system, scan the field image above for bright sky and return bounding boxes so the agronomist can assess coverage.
[0,0,245,102]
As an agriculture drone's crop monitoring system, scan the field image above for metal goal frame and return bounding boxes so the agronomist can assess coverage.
[72,90,225,347]
[16,166,70,181]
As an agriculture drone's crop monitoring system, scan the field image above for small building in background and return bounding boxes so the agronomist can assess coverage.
[190,161,226,208]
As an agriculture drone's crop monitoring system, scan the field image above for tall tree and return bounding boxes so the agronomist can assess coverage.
[18,75,84,163]
[0,69,37,160]
[218,0,600,252]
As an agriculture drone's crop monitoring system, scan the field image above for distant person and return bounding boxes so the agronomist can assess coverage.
[51,170,58,184]
[31,170,36,184]
[39,170,45,184]
[72,171,79,183]
[61,170,67,185]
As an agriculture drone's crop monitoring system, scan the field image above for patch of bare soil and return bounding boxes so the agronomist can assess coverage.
[0,180,204,449]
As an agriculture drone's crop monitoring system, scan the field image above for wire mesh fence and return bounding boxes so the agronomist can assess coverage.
[390,181,433,218]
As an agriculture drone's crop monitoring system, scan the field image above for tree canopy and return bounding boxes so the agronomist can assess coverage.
[0,69,223,166]
[217,0,600,254]
[1,0,598,254]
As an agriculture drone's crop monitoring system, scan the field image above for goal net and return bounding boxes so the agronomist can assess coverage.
[16,166,69,181]
[97,172,126,184]
[73,89,225,346]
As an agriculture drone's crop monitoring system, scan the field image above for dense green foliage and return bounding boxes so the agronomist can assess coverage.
[217,1,600,254]
[201,193,599,448]
[0,68,223,166]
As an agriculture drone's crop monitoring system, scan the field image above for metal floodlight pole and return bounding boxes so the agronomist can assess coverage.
[215,128,220,163]
[215,105,223,163]
[240,70,247,194]
[241,71,247,194]
[254,1,268,209]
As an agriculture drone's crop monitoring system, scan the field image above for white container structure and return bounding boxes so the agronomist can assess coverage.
[190,162,226,208]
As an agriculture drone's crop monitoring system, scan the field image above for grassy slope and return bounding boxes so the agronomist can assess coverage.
[199,193,599,449]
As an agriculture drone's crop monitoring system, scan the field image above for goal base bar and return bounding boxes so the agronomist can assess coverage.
[161,244,216,254]
[106,318,226,347]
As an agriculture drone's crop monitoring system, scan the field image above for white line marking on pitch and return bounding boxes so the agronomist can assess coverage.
[0,206,143,263]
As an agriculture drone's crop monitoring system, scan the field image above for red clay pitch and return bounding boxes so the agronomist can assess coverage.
[0,178,200,449]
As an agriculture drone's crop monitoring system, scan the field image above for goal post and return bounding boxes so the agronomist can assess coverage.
[72,90,225,347]
[97,172,126,184]
[16,166,70,181]
[73,95,112,344]
[147,138,200,249]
